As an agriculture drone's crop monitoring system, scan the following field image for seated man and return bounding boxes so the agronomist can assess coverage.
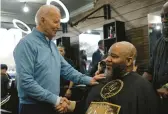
[66,41,160,114]
[85,41,160,114]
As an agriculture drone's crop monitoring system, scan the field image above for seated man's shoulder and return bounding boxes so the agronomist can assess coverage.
[131,72,145,79]
[131,72,153,89]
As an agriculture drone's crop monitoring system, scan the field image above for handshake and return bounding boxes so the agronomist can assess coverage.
[55,97,76,113]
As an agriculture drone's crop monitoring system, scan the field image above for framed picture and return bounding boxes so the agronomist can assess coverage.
[86,102,121,114]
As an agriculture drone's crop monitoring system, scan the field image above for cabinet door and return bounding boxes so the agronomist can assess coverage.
[104,38,116,54]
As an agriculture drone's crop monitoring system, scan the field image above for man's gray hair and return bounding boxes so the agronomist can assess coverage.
[35,5,60,25]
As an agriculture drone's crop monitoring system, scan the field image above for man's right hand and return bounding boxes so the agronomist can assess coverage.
[157,88,168,98]
[56,97,70,113]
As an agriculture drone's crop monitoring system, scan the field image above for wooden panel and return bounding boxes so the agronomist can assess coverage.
[76,1,164,30]
[111,0,163,16]
[96,0,163,17]
[126,25,148,38]
[71,0,164,31]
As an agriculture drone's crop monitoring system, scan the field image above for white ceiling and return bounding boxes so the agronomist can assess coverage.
[148,11,161,24]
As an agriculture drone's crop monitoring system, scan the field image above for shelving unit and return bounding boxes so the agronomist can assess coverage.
[103,21,126,53]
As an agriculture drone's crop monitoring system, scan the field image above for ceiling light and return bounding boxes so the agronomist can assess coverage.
[23,6,29,12]
[12,19,31,34]
[23,2,29,12]
[156,25,161,30]
[46,0,70,23]
[87,30,91,33]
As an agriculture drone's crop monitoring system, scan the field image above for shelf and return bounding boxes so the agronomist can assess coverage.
[103,37,116,41]
[103,21,126,53]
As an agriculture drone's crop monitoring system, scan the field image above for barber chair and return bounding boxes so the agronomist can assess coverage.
[1,95,12,114]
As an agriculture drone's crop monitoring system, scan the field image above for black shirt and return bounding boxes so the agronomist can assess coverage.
[148,37,168,89]
[1,74,9,98]
[85,72,160,114]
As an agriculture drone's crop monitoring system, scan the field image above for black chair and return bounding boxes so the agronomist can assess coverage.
[1,79,19,114]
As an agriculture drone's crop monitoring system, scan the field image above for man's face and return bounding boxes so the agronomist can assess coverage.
[41,10,61,39]
[99,42,104,50]
[105,45,127,78]
[58,47,65,56]
[161,5,168,39]
[1,69,7,74]
[161,4,168,23]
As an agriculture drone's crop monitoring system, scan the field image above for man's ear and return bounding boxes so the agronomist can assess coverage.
[40,17,45,24]
[126,57,133,66]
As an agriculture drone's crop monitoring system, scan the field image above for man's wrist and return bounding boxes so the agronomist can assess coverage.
[56,96,61,106]
[68,101,76,112]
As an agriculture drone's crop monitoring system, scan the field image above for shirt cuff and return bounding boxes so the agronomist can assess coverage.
[82,76,92,85]
[56,96,61,106]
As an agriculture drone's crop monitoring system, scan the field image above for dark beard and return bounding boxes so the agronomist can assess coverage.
[103,64,126,82]
[162,22,168,42]
[111,64,126,80]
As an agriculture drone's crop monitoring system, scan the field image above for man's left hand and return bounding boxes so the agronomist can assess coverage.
[90,74,105,85]
[157,88,168,98]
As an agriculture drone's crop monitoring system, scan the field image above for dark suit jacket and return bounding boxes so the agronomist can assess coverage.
[92,49,103,67]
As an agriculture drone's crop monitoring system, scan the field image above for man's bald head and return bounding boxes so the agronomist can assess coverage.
[105,41,137,78]
[110,41,137,60]
[35,5,60,25]
[35,5,61,39]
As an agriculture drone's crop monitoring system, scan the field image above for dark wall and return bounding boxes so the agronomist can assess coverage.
[126,25,149,73]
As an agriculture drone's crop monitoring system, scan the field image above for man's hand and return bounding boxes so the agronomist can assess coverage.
[65,89,72,98]
[157,88,168,98]
[95,70,100,75]
[90,74,105,85]
[67,101,76,112]
[56,97,70,113]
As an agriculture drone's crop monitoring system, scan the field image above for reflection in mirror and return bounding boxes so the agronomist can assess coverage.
[79,27,103,73]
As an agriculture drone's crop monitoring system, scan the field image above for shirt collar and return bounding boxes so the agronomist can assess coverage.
[99,49,104,55]
[32,28,50,44]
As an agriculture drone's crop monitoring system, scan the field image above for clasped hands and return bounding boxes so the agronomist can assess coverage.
[55,97,76,113]
[56,74,105,113]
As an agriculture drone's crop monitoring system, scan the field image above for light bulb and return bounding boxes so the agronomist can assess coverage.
[156,25,161,30]
[87,30,91,33]
[23,6,29,12]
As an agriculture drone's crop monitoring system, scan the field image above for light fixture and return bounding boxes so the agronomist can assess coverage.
[87,30,91,33]
[46,0,70,23]
[12,19,31,34]
[156,25,161,30]
[23,2,29,12]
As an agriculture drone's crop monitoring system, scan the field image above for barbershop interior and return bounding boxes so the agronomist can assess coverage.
[1,0,168,114]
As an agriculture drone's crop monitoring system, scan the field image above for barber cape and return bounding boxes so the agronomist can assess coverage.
[85,72,160,114]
